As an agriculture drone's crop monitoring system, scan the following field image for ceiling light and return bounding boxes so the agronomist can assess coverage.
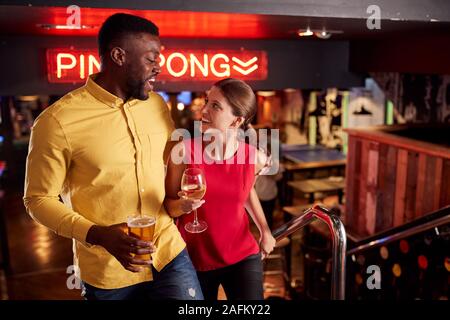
[298,27,313,37]
[315,30,332,39]
[296,27,343,39]
[17,95,39,101]
[257,91,276,97]
[36,24,97,30]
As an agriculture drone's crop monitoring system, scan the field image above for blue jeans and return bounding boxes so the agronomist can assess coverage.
[81,248,204,300]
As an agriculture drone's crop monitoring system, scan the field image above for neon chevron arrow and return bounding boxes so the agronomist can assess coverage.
[231,56,258,67]
[232,64,258,75]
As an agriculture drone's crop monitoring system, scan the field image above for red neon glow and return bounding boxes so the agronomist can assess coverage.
[46,49,100,83]
[3,6,269,39]
[158,50,267,80]
[46,48,268,83]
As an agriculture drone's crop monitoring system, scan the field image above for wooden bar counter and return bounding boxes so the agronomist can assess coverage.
[344,124,450,238]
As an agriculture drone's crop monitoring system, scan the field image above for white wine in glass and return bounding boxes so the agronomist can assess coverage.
[181,168,207,233]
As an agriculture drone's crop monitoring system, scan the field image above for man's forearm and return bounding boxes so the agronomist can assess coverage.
[24,195,95,246]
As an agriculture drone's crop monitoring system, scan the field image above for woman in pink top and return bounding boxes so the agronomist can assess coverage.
[164,78,276,300]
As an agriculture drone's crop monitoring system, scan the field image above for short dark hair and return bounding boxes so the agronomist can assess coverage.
[98,13,159,58]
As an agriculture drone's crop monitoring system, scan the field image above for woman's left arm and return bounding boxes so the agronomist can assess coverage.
[245,188,276,260]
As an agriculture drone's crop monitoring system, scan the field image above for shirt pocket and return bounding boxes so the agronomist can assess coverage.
[137,131,166,183]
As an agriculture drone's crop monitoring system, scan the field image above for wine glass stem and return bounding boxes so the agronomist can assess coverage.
[192,209,199,226]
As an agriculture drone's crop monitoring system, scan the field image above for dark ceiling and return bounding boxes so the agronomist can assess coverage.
[1,5,450,40]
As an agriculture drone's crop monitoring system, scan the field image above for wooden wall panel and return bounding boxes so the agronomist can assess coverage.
[405,151,418,223]
[365,142,379,235]
[415,154,427,218]
[375,144,388,233]
[383,146,397,230]
[357,140,370,236]
[422,156,437,215]
[344,137,357,228]
[433,158,443,211]
[351,139,362,234]
[393,149,408,227]
[440,159,450,208]
[345,127,449,238]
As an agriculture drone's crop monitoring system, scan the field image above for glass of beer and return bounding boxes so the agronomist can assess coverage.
[127,214,156,266]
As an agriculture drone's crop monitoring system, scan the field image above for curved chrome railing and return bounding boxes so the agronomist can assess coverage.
[347,205,450,256]
[272,204,347,300]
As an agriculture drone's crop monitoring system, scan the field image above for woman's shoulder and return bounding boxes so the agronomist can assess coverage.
[169,137,199,163]
[241,142,270,174]
[180,136,202,149]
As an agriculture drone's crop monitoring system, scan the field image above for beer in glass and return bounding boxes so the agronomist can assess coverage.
[127,214,155,264]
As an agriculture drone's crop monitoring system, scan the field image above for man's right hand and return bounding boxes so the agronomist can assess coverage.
[86,223,156,272]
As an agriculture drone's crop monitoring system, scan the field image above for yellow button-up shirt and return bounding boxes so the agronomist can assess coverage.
[23,74,185,289]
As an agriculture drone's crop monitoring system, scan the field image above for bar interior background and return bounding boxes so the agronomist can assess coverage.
[0,0,449,300]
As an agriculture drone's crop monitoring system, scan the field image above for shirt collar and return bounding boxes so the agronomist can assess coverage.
[85,73,125,108]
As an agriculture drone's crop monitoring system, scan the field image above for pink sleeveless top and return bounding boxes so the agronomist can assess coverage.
[177,137,260,271]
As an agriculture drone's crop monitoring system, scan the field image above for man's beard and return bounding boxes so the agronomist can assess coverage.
[126,77,148,100]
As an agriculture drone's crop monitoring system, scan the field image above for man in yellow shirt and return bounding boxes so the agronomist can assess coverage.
[23,13,203,300]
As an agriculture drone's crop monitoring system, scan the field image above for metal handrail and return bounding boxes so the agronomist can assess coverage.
[272,204,347,300]
[347,206,450,256]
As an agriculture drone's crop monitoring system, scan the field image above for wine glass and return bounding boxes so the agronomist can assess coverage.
[181,168,207,233]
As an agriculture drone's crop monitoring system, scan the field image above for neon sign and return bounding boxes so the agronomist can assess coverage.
[46,48,268,83]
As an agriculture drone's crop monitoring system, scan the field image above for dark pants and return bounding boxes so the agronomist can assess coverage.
[81,248,203,300]
[196,253,263,300]
[261,198,276,229]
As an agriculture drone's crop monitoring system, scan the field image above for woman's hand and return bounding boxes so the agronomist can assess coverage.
[259,231,276,260]
[177,191,205,214]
